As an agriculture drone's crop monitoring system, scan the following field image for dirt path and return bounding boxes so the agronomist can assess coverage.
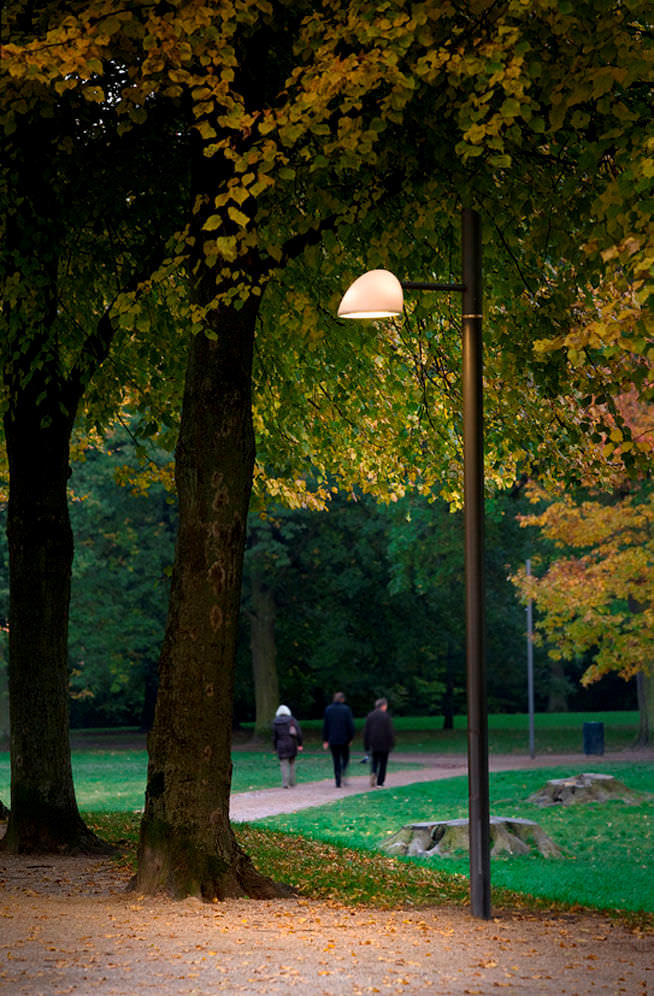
[1,750,653,996]
[229,747,654,820]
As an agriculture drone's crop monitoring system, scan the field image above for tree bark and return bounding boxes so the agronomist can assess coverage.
[636,669,653,746]
[250,576,280,741]
[0,655,8,747]
[0,94,119,853]
[1,390,107,853]
[627,596,652,746]
[442,643,455,731]
[547,658,570,712]
[381,816,562,859]
[135,298,284,898]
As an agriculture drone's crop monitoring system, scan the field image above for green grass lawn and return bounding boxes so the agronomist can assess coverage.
[0,710,645,808]
[242,710,642,754]
[0,749,344,811]
[253,762,654,915]
[1,714,651,924]
[377,710,641,754]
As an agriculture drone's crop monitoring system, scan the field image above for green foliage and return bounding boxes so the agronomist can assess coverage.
[2,0,653,880]
[237,488,636,722]
[513,482,654,685]
[0,425,176,729]
[238,493,468,720]
[3,0,652,502]
[2,0,652,705]
[66,425,176,726]
[0,28,188,430]
[2,448,636,729]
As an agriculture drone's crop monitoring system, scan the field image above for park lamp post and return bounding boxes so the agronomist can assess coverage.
[337,207,491,920]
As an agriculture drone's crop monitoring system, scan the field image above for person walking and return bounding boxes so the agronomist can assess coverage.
[272,705,303,788]
[363,697,395,787]
[322,691,355,787]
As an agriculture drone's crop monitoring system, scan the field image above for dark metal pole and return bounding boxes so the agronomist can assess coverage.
[461,207,491,919]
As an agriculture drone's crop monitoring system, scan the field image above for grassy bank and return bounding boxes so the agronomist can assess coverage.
[240,710,642,754]
[253,762,654,916]
[0,711,645,808]
[1,714,651,926]
[0,712,638,812]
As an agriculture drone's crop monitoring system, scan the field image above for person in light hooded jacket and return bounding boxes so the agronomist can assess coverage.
[272,705,303,788]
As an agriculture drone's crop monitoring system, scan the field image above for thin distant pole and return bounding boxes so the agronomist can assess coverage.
[462,208,490,920]
[526,559,535,759]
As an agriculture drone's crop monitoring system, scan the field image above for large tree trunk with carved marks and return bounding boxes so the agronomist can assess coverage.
[135,298,284,899]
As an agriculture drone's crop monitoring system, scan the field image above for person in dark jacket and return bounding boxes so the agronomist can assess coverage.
[272,705,303,788]
[363,697,395,787]
[322,691,355,787]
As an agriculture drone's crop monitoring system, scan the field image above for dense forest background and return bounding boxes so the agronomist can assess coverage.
[0,427,637,738]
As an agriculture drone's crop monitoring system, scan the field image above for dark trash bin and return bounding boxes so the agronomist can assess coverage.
[583,721,604,755]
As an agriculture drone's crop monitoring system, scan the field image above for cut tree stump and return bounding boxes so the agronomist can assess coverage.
[527,772,643,807]
[380,816,562,859]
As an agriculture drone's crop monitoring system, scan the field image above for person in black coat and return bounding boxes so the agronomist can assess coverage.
[272,705,303,788]
[322,691,355,787]
[363,697,395,787]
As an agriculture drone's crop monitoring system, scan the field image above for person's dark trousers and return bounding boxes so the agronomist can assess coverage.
[330,743,350,786]
[371,750,389,786]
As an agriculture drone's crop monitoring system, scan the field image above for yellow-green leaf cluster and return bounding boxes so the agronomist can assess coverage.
[512,482,654,684]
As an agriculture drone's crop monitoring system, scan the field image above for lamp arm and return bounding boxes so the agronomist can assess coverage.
[402,280,465,293]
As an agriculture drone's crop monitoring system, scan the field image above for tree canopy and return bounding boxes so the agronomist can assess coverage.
[514,482,654,686]
[3,0,652,499]
[1,0,652,888]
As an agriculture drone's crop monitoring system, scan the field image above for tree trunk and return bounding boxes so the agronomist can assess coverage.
[547,658,570,712]
[527,772,642,806]
[1,397,107,853]
[135,298,283,899]
[139,659,159,733]
[635,669,653,746]
[381,816,562,859]
[442,643,455,731]
[628,595,652,747]
[1,97,115,853]
[250,576,280,741]
[0,652,8,747]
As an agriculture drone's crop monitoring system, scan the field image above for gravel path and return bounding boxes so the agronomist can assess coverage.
[1,883,652,996]
[229,747,654,821]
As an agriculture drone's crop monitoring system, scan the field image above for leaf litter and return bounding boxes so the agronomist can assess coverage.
[0,851,652,995]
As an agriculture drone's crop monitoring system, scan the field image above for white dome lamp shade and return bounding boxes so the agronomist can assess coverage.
[337,269,404,319]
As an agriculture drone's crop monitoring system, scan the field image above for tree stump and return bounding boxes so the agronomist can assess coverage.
[527,772,642,807]
[380,816,561,859]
